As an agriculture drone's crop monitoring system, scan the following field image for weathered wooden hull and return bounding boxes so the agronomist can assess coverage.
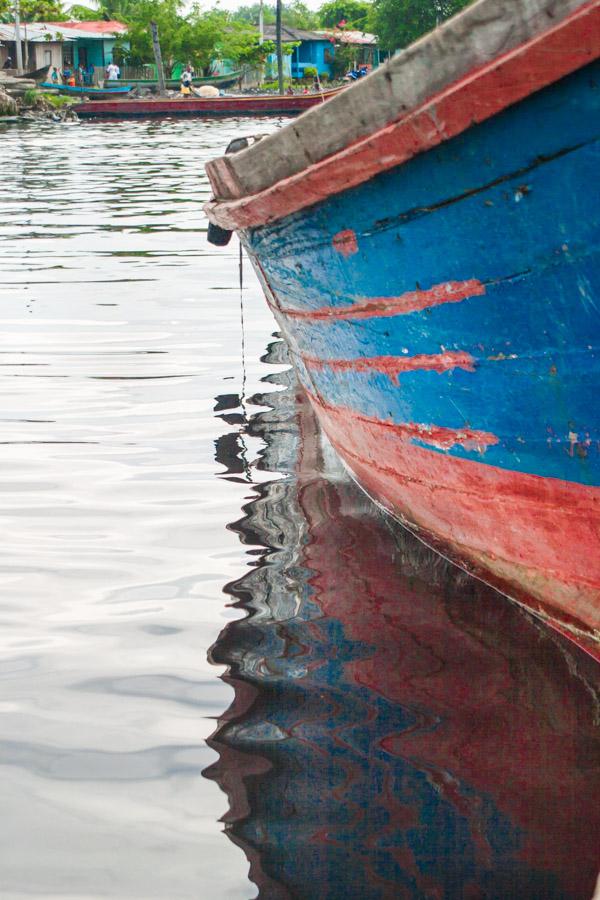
[105,71,242,90]
[40,82,132,98]
[72,90,340,119]
[205,0,600,658]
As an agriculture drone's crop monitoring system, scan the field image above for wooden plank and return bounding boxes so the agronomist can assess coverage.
[206,0,594,205]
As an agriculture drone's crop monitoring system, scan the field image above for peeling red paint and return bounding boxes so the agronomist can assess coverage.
[302,350,476,383]
[304,389,600,648]
[303,398,497,451]
[332,229,358,256]
[280,280,486,322]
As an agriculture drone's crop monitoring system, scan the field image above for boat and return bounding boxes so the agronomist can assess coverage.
[72,88,342,119]
[205,0,600,658]
[40,82,133,98]
[105,70,243,91]
[14,64,50,82]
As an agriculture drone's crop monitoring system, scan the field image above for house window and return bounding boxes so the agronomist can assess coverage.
[44,49,52,66]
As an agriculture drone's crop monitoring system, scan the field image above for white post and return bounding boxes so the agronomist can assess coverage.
[14,0,24,74]
[258,0,264,44]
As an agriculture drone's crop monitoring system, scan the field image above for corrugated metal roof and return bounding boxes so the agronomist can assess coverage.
[49,20,128,35]
[261,25,377,45]
[0,23,74,42]
[332,30,377,45]
[0,20,127,42]
[263,25,326,42]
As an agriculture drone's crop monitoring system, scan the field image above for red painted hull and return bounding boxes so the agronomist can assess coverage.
[72,90,341,119]
[311,392,600,658]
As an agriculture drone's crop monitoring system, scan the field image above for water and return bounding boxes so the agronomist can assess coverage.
[0,117,599,900]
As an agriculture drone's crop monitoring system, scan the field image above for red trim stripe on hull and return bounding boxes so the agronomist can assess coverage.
[206,0,600,230]
[309,392,600,657]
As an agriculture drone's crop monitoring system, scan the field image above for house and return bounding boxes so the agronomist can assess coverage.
[262,24,379,81]
[49,21,129,74]
[0,20,128,78]
[0,23,65,73]
[263,25,329,80]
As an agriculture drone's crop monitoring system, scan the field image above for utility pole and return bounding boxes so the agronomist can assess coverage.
[275,0,283,95]
[14,0,24,74]
[258,0,264,88]
[150,21,166,96]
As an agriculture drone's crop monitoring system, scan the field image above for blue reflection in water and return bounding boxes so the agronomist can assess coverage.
[206,341,600,900]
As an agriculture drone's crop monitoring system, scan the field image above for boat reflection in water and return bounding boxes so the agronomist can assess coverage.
[206,341,600,900]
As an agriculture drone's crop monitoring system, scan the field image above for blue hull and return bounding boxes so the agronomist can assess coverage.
[40,82,132,96]
[240,61,600,648]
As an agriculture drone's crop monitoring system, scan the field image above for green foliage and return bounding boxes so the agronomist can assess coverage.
[261,78,293,90]
[324,41,355,78]
[231,3,275,26]
[119,2,285,75]
[218,27,276,69]
[317,0,372,29]
[44,91,74,107]
[280,0,318,28]
[121,1,219,72]
[371,0,473,51]
[22,88,38,105]
[0,0,66,22]
[302,64,317,79]
[66,4,104,19]
[231,1,318,30]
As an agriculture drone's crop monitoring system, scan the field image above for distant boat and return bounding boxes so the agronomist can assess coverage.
[205,0,600,659]
[15,64,50,82]
[105,70,243,91]
[40,82,133,99]
[72,88,343,119]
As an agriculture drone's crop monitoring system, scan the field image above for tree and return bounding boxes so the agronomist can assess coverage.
[121,0,183,68]
[231,0,318,30]
[318,0,372,30]
[0,0,66,21]
[281,0,318,28]
[371,0,473,52]
[66,4,103,19]
[231,3,275,27]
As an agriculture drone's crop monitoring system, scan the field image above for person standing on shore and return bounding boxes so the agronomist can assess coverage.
[180,65,193,96]
[106,61,120,81]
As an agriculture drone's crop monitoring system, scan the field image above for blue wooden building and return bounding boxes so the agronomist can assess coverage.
[263,25,379,81]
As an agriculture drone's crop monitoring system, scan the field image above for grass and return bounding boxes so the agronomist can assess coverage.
[43,93,76,109]
[22,88,38,106]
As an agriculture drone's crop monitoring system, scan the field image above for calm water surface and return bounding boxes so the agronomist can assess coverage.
[0,117,599,900]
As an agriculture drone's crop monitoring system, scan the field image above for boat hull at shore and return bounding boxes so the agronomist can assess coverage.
[105,71,242,91]
[72,89,340,119]
[40,82,132,98]
[206,0,600,658]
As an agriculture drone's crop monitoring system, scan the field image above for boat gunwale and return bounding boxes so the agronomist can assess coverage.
[70,89,343,115]
[204,0,600,230]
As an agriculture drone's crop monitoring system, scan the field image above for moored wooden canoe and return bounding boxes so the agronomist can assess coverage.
[40,82,133,98]
[105,70,243,91]
[72,88,343,118]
